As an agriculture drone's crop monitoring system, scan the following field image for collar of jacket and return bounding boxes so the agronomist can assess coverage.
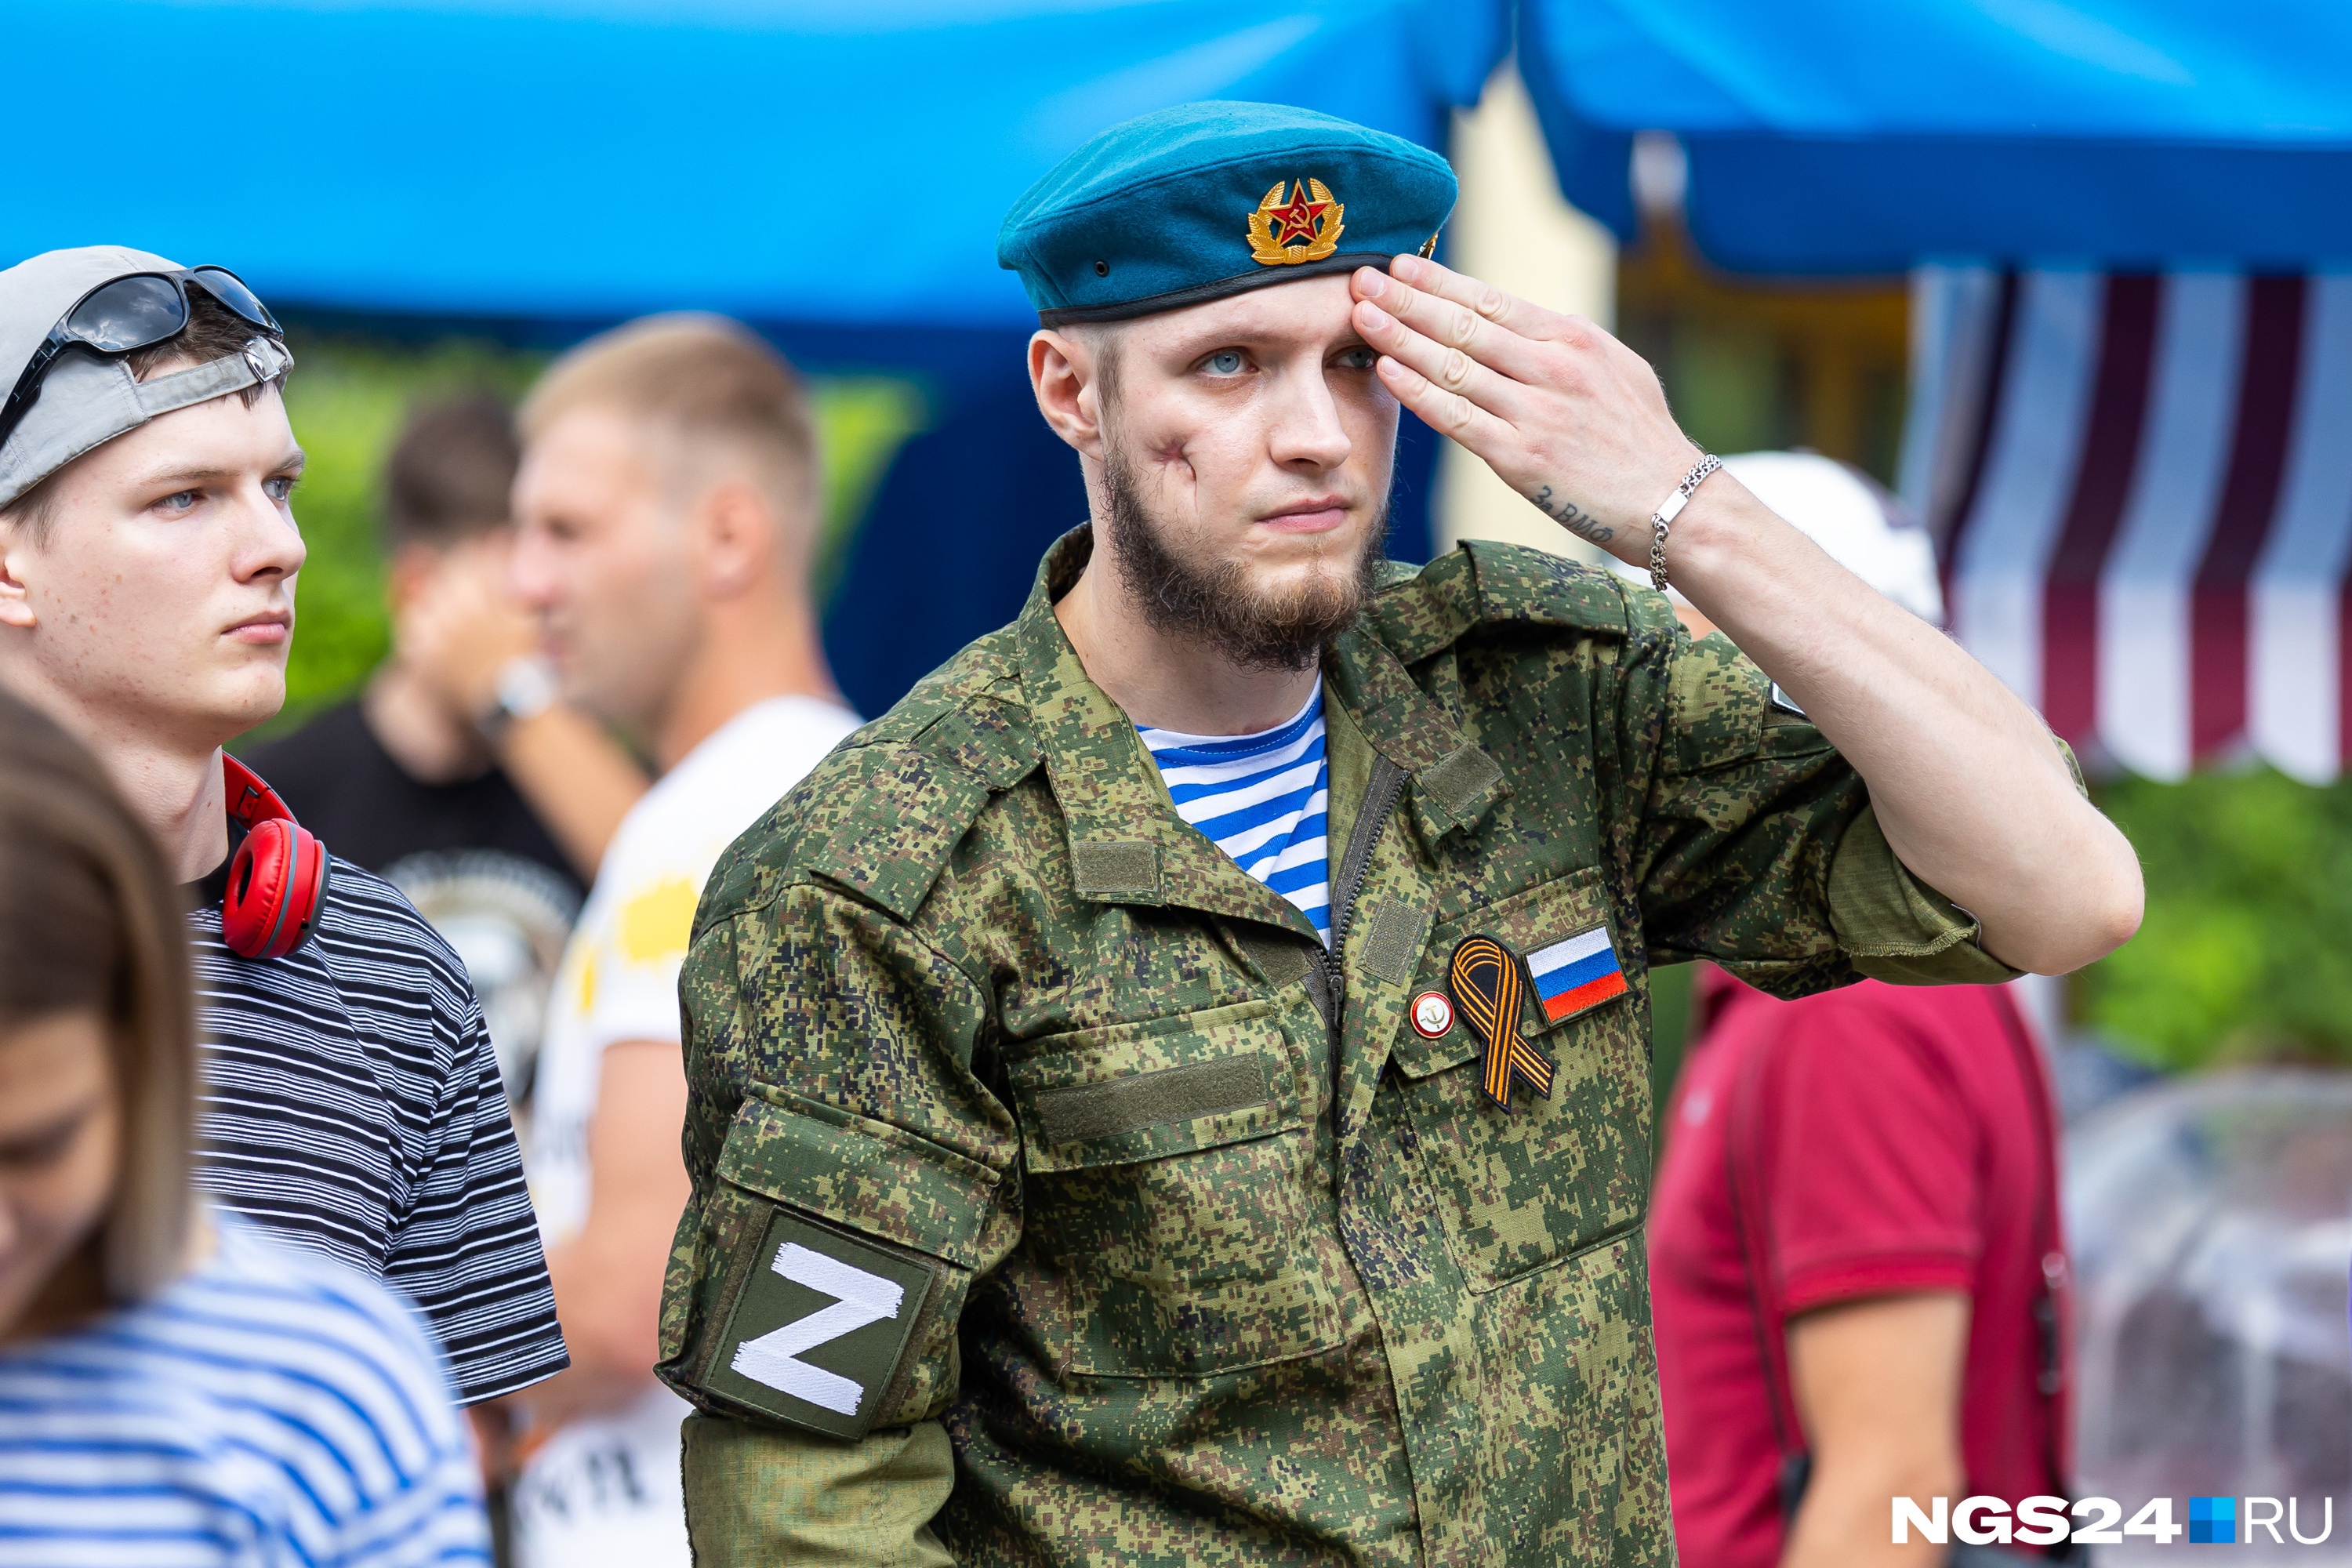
[1011,526,1508,924]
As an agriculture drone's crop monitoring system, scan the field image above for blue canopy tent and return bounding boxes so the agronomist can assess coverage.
[1519,0,2352,782]
[7,0,1505,717]
[1518,0,2352,275]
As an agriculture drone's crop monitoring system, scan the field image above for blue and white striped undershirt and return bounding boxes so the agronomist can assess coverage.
[1139,687,1332,943]
[0,1212,488,1566]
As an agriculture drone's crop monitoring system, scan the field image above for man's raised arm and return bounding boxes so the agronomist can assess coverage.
[1348,255,2141,975]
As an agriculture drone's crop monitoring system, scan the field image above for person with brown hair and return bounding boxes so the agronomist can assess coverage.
[255,394,644,884]
[251,393,645,893]
[0,245,568,1407]
[494,314,859,1567]
[246,393,649,1101]
[656,103,2137,1566]
[0,688,492,1566]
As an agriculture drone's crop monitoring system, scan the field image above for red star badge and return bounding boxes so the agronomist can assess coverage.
[1266,180,1329,246]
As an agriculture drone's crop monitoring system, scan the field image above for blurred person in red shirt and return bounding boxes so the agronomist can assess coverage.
[1639,454,2077,1566]
[1652,968,2071,1566]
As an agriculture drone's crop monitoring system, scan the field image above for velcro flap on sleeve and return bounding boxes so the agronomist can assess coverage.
[1828,804,2023,986]
[1665,638,1770,774]
[717,1091,998,1270]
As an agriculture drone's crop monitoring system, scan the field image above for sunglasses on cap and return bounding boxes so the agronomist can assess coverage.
[0,266,281,454]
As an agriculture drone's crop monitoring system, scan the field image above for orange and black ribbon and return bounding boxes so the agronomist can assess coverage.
[1448,934,1557,1112]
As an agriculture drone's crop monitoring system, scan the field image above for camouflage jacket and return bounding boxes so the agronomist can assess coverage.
[657,529,2015,1566]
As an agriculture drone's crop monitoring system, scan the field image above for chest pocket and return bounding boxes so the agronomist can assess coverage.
[1004,997,1341,1378]
[1391,865,1650,1291]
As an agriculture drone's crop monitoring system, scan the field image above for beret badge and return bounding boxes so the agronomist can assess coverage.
[1247,177,1345,267]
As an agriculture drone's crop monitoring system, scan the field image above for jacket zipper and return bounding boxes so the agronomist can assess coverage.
[1317,755,1409,1070]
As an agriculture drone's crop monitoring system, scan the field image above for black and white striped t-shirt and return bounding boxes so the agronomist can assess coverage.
[189,853,568,1403]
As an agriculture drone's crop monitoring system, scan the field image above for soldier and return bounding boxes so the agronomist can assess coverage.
[656,103,2141,1564]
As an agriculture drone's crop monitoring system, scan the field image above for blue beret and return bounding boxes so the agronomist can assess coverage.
[998,101,1457,326]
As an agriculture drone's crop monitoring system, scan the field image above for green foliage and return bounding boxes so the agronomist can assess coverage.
[2082,768,2352,1069]
[808,377,929,605]
[1647,960,1694,1153]
[275,332,545,726]
[267,331,927,736]
[1665,321,1791,459]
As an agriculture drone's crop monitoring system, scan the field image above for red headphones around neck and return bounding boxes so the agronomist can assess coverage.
[220,754,329,960]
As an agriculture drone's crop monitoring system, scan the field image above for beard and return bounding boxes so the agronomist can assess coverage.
[1098,443,1390,673]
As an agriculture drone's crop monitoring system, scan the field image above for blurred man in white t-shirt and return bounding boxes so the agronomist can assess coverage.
[495,316,861,1566]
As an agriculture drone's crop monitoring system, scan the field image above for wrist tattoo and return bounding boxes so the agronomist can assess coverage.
[1530,485,1614,544]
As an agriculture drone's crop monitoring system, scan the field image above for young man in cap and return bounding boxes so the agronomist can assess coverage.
[658,104,2141,1564]
[0,246,566,1406]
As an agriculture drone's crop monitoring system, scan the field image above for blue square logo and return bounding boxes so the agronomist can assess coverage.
[2190,1496,2237,1544]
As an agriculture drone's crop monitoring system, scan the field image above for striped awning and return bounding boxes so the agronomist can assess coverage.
[1906,267,2352,782]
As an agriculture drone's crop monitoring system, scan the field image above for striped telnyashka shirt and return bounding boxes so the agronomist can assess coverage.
[1139,687,1332,942]
[0,1214,489,1566]
[188,855,567,1404]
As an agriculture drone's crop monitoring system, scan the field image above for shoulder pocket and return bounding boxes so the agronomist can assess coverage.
[1666,637,1770,773]
[1392,867,1650,1290]
[717,1091,994,1266]
[1004,999,1341,1377]
[687,1092,996,1440]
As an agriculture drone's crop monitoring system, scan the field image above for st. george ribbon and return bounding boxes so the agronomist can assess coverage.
[1447,934,1557,1112]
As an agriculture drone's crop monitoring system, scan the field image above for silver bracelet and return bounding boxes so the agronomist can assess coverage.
[1649,453,1722,593]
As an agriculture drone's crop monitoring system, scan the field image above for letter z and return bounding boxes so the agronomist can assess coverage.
[730,1243,905,1416]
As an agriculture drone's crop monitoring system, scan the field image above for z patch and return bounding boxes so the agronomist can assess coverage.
[701,1206,936,1441]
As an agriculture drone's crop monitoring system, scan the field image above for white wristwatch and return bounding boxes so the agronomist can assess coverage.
[479,654,560,741]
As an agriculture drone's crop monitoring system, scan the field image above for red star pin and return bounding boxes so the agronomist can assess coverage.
[1266,180,1329,246]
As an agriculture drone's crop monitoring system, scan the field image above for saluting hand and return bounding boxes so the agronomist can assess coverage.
[1348,264,2142,980]
[1348,254,1704,567]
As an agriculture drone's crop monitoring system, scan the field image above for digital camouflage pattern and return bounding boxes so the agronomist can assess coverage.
[657,529,2019,1566]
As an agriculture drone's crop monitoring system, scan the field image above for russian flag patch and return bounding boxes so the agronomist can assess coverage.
[1526,925,1628,1024]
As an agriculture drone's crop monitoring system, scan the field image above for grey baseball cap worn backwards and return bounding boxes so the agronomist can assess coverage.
[0,245,293,512]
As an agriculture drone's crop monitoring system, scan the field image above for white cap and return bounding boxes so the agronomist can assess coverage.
[0,246,291,511]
